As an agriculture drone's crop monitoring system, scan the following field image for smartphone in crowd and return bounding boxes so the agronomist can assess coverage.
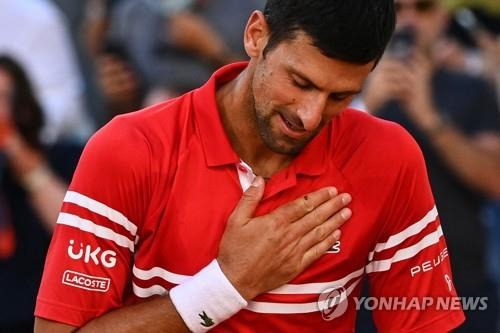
[386,25,416,60]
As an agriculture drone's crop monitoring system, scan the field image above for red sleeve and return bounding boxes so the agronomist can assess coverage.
[35,116,152,327]
[366,126,465,332]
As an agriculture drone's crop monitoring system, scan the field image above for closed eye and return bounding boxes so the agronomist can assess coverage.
[329,93,353,102]
[292,79,313,90]
[290,73,315,90]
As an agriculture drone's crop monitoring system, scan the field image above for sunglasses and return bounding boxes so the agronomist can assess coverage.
[395,0,437,13]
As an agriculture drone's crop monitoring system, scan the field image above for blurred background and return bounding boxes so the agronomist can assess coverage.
[0,0,498,332]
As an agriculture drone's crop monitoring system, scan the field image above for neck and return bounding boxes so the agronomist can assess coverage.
[216,66,292,178]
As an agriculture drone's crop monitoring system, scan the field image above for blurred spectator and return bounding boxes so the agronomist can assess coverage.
[0,56,82,332]
[476,127,500,333]
[476,32,500,93]
[482,200,500,330]
[94,51,143,118]
[362,0,500,331]
[436,8,500,102]
[0,0,95,143]
[106,0,263,102]
[49,0,110,129]
[82,0,143,118]
[83,0,125,56]
[436,12,500,327]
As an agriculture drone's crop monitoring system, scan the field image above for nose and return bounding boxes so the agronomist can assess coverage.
[296,94,327,132]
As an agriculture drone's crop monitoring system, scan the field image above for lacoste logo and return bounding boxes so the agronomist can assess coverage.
[199,311,214,327]
[62,270,110,292]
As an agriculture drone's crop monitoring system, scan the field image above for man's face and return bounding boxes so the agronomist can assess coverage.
[249,32,374,155]
[394,0,448,48]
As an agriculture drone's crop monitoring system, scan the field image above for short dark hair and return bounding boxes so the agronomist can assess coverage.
[263,0,396,64]
[0,56,44,150]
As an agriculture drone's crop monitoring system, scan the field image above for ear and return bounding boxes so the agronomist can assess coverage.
[244,11,270,58]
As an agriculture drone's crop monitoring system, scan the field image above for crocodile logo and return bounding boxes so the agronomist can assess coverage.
[199,311,214,328]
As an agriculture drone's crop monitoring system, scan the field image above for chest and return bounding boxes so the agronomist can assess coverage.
[133,155,385,294]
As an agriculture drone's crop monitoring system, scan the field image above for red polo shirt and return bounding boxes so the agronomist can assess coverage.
[36,62,465,332]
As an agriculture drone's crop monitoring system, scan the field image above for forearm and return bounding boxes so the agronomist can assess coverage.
[24,166,67,231]
[79,295,189,333]
[37,258,250,332]
[169,12,234,67]
[5,140,67,231]
[425,121,500,198]
[35,296,189,333]
[83,0,109,55]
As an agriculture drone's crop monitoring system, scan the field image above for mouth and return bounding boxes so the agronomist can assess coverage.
[278,113,309,140]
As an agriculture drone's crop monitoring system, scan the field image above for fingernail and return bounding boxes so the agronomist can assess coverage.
[251,176,264,187]
[329,187,338,197]
[342,194,352,205]
[340,208,352,220]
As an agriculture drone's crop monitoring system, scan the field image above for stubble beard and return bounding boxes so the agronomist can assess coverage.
[252,104,315,156]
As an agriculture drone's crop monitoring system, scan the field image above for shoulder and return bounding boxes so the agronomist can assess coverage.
[100,94,193,147]
[81,94,192,173]
[333,108,423,171]
[333,110,434,231]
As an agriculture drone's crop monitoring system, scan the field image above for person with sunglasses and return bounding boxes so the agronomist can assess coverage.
[363,1,500,331]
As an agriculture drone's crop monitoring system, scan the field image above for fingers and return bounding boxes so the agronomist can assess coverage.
[367,60,414,100]
[230,176,266,222]
[300,229,343,270]
[97,55,139,101]
[297,204,351,253]
[291,193,351,236]
[272,187,337,223]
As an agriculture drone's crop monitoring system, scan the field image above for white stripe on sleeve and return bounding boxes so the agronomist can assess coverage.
[57,212,135,252]
[64,191,138,237]
[132,282,168,298]
[365,225,443,274]
[368,206,438,261]
[133,265,190,285]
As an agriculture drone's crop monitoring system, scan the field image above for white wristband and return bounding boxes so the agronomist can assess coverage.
[169,259,248,332]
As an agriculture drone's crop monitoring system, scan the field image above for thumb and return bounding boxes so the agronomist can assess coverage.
[233,176,265,221]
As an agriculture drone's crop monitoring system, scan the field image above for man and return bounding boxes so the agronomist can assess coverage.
[363,0,500,331]
[35,1,465,332]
